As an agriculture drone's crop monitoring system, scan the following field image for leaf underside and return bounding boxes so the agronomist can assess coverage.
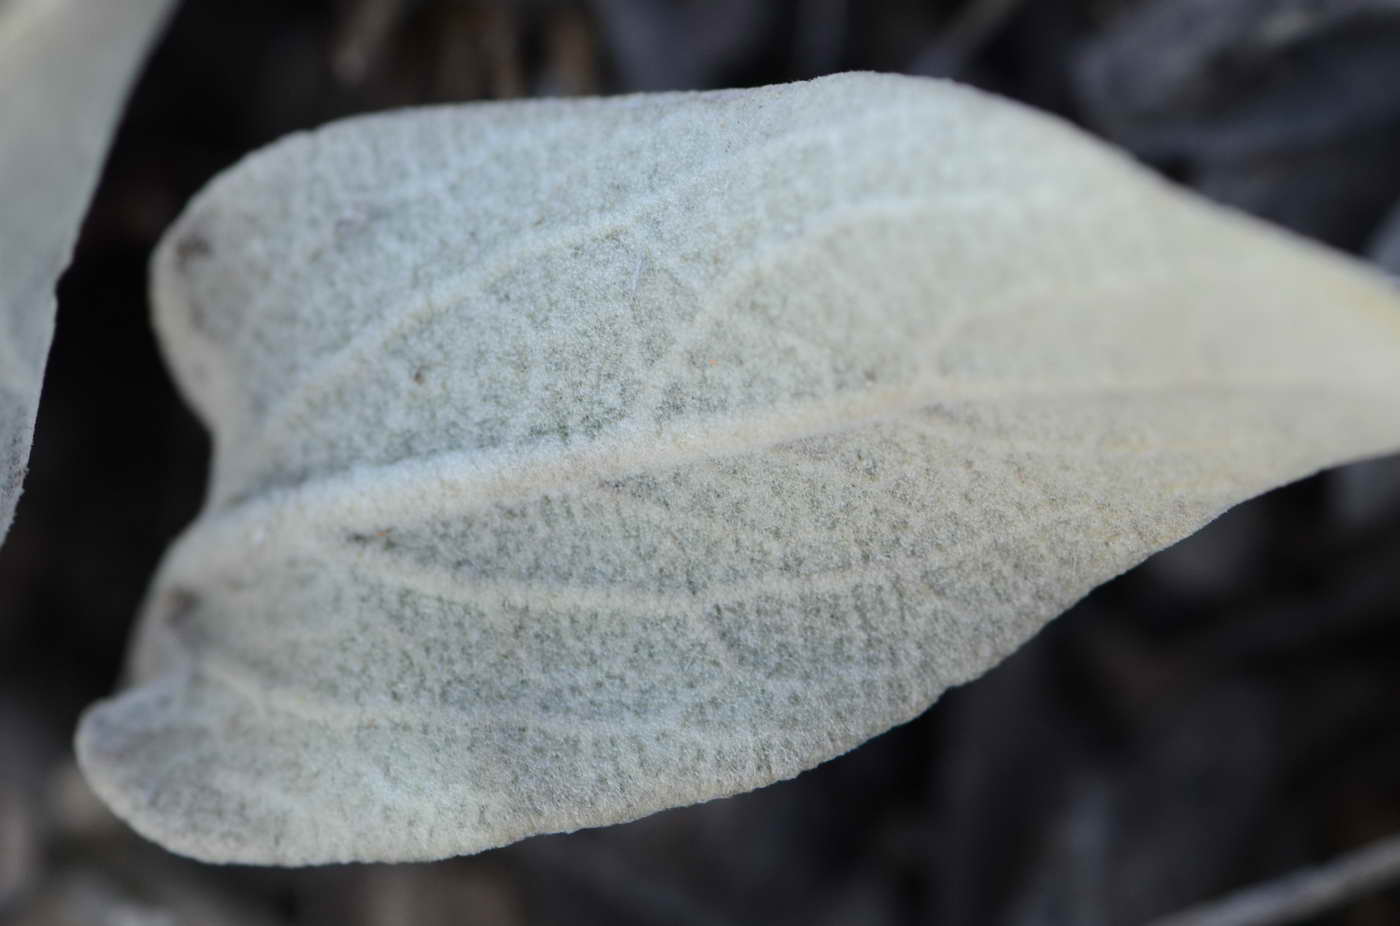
[76,73,1400,865]
[0,0,173,542]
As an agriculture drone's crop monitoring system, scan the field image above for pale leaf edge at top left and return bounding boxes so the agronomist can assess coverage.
[0,0,176,542]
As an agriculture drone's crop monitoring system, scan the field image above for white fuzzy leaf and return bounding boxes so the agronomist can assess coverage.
[0,0,173,541]
[76,73,1400,865]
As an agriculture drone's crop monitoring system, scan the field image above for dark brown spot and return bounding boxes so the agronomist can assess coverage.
[166,588,198,625]
[164,588,203,645]
[174,233,212,271]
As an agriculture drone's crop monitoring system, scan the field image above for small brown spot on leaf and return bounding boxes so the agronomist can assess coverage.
[163,588,203,645]
[166,588,198,625]
[175,234,212,271]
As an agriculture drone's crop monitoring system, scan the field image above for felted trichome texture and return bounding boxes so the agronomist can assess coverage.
[77,73,1400,865]
[0,0,173,542]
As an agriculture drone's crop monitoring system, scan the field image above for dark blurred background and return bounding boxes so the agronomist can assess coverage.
[3,1,1400,923]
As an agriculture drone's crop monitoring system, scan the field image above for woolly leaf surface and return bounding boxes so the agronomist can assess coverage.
[77,73,1400,865]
